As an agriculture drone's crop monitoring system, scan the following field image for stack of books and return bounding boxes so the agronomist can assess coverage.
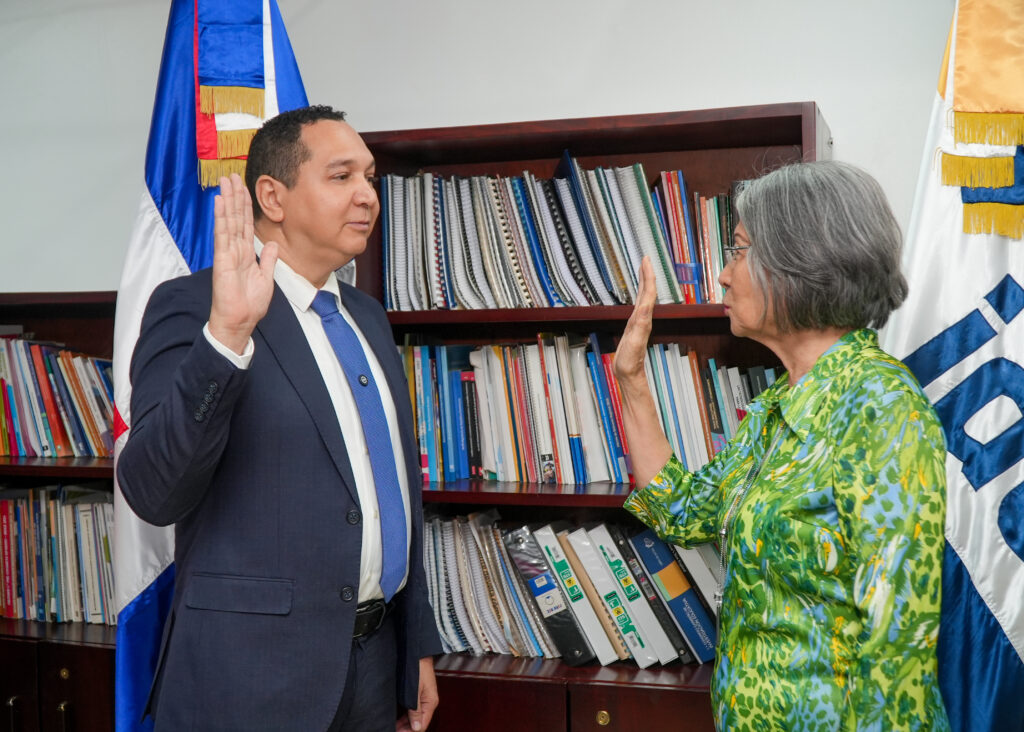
[424,511,720,667]
[403,336,776,486]
[381,152,740,311]
[0,337,115,459]
[0,485,116,625]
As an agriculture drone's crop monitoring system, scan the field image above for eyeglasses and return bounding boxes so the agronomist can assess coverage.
[722,245,750,264]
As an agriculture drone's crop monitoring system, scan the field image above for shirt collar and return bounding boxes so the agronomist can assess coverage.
[256,237,341,313]
[769,329,879,442]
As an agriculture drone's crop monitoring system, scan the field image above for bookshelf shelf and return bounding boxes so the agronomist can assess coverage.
[0,457,114,479]
[421,480,630,508]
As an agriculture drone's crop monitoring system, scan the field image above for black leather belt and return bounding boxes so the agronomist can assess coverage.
[352,599,391,639]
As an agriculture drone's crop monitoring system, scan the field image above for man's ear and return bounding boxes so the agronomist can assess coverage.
[254,175,286,223]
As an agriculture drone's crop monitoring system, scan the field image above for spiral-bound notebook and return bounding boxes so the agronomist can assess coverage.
[536,178,599,305]
[522,171,583,306]
[555,151,622,303]
[554,177,615,306]
[455,177,497,309]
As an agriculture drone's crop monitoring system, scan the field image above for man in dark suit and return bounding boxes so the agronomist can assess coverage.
[117,105,442,732]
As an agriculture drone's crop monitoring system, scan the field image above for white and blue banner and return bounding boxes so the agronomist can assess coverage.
[881,3,1024,728]
[112,1,306,729]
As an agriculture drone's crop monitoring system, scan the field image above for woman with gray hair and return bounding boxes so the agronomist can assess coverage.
[615,161,950,731]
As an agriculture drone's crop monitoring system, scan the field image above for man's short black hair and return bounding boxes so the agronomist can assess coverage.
[245,105,347,219]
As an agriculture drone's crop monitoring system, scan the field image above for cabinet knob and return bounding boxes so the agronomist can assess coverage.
[60,667,71,680]
[596,709,611,726]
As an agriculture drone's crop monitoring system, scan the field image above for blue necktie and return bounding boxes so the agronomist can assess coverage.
[310,290,406,601]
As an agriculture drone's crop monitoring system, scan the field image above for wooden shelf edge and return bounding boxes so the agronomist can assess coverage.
[0,291,117,307]
[0,457,114,479]
[0,618,117,648]
[434,652,713,692]
[421,482,630,508]
[389,304,725,326]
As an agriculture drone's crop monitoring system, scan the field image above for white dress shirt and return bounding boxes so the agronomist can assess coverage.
[204,255,411,603]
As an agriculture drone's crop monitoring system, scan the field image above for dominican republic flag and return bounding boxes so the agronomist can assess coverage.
[112,1,306,729]
[880,1,1024,728]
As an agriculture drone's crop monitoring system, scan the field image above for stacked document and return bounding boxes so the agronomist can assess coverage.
[380,151,743,311]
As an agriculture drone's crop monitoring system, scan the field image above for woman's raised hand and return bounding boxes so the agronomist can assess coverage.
[613,256,657,388]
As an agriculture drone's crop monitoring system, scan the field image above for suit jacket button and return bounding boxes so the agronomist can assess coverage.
[208,381,218,393]
[347,509,361,525]
[340,586,355,602]
[193,410,204,422]
[198,402,209,414]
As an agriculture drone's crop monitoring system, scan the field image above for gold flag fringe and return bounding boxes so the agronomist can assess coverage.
[941,153,1015,188]
[954,111,1024,146]
[962,202,1024,239]
[199,158,247,189]
[217,128,258,159]
[199,85,265,117]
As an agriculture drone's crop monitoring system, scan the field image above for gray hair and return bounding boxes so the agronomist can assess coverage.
[735,160,907,333]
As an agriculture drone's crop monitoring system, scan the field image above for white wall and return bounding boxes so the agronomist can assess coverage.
[0,0,953,293]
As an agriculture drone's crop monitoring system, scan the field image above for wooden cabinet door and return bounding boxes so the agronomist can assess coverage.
[37,643,113,732]
[432,674,566,732]
[0,637,40,732]
[569,683,714,732]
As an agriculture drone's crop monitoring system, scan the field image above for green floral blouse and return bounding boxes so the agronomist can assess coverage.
[625,330,950,731]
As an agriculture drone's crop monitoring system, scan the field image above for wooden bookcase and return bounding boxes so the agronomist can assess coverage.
[357,102,831,732]
[0,292,117,732]
[0,102,830,731]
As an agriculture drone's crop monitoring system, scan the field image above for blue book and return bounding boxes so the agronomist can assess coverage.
[707,358,732,442]
[448,370,469,480]
[435,346,457,483]
[555,150,618,299]
[656,345,689,471]
[676,171,705,304]
[585,351,623,484]
[629,528,717,663]
[6,383,25,457]
[651,187,672,248]
[92,358,115,404]
[511,177,563,307]
[45,350,89,457]
[420,347,440,483]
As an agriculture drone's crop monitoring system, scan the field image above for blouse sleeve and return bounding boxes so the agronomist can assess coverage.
[623,442,737,547]
[833,388,948,731]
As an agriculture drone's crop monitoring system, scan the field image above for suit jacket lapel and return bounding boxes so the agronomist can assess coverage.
[256,286,361,505]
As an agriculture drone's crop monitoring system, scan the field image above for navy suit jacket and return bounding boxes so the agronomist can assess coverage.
[117,268,442,731]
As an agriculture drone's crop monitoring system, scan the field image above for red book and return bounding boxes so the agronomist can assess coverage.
[601,352,632,484]
[0,501,14,617]
[29,344,72,457]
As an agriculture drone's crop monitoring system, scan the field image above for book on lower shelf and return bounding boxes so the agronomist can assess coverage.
[0,485,115,625]
[422,510,718,670]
